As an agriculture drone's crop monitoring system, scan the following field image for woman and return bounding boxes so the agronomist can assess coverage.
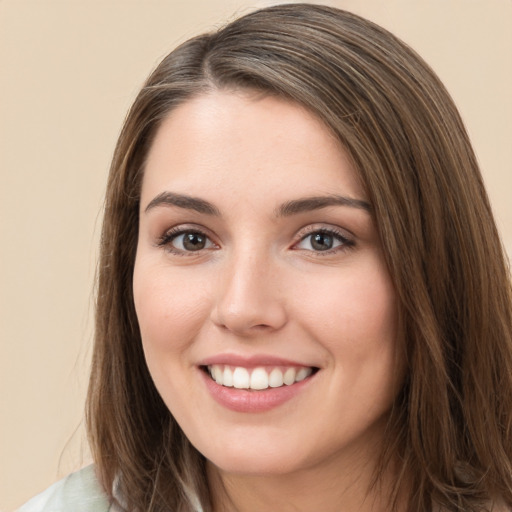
[19,3,512,511]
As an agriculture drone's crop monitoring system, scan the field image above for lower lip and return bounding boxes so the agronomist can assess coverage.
[200,369,315,413]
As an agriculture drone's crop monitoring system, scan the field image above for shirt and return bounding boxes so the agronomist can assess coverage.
[17,465,112,512]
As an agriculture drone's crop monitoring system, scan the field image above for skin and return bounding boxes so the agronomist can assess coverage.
[133,90,405,511]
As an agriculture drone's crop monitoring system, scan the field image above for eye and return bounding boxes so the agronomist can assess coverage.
[295,228,354,253]
[173,232,212,251]
[158,228,216,254]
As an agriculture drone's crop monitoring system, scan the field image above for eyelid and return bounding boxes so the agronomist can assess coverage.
[294,223,354,241]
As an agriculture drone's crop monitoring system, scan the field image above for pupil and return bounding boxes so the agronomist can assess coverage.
[311,233,333,251]
[183,233,205,251]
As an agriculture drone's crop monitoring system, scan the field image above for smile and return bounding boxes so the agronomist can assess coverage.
[198,356,320,412]
[206,365,315,390]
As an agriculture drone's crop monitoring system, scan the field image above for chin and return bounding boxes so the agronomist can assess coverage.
[207,450,306,476]
[193,428,324,477]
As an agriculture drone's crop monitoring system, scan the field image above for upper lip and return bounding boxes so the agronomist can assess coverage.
[198,353,319,368]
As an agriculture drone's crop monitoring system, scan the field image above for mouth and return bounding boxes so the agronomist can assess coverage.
[201,364,319,391]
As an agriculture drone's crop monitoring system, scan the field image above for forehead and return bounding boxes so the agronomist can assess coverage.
[141,91,365,207]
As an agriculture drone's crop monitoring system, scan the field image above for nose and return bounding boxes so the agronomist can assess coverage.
[210,251,288,336]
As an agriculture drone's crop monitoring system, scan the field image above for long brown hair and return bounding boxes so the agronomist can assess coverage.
[86,4,512,511]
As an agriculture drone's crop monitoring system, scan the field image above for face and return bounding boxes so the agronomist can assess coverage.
[133,91,402,477]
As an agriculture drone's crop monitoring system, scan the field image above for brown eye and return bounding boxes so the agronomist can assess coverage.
[165,231,214,252]
[181,232,207,251]
[310,233,335,251]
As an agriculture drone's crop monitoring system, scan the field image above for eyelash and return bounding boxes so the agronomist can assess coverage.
[157,225,355,256]
[293,226,355,255]
[157,226,217,256]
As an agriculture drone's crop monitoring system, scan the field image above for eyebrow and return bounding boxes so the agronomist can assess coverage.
[276,195,372,216]
[144,191,372,216]
[144,192,221,216]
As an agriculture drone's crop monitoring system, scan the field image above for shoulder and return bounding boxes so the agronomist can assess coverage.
[17,465,112,512]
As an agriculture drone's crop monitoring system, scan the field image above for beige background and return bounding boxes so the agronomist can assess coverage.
[1,0,511,510]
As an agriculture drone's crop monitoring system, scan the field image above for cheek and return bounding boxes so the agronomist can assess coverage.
[133,262,212,355]
[132,262,214,418]
[293,257,402,414]
[295,262,398,352]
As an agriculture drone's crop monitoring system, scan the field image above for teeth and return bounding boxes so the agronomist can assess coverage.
[250,368,269,390]
[295,367,310,382]
[233,367,250,389]
[223,366,233,387]
[283,367,296,385]
[207,365,313,390]
[268,368,284,388]
[212,365,223,384]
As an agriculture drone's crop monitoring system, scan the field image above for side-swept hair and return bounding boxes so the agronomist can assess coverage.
[86,4,512,511]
